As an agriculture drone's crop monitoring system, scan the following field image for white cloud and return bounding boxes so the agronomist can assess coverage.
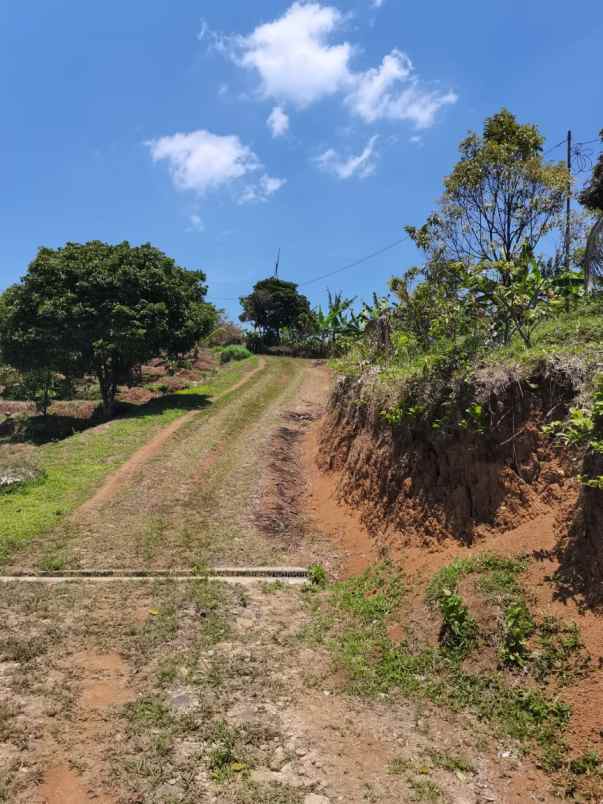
[239,174,287,204]
[345,49,457,128]
[267,106,289,137]
[346,50,412,123]
[228,2,354,108]
[210,4,456,130]
[315,135,379,179]
[146,129,285,203]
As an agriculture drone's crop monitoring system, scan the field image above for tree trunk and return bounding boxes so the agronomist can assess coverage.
[97,365,116,418]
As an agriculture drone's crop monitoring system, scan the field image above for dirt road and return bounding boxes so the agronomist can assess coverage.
[0,358,582,803]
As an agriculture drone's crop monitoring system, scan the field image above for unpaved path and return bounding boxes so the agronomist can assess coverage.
[78,357,267,515]
[1,359,598,803]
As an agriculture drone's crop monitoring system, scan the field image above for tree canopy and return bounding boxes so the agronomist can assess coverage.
[407,109,570,283]
[580,130,603,289]
[579,130,603,213]
[239,277,312,342]
[0,240,216,414]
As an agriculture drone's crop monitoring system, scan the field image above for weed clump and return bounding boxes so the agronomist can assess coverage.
[437,589,478,657]
[219,345,253,364]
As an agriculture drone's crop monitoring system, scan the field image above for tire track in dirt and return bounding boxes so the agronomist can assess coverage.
[76,357,266,516]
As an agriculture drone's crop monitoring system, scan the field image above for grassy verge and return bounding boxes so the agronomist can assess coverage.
[303,559,601,800]
[0,357,260,562]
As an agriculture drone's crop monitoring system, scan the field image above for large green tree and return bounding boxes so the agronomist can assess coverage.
[579,130,603,290]
[239,277,312,343]
[407,109,570,284]
[0,241,216,415]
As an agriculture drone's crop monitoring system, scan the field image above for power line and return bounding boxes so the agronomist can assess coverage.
[210,134,600,303]
[208,235,410,300]
[545,134,600,157]
[298,236,409,287]
[544,138,567,156]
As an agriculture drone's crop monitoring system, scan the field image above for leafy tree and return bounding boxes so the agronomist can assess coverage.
[579,130,603,290]
[459,247,582,348]
[389,266,473,350]
[579,130,603,213]
[205,312,245,347]
[239,277,312,343]
[0,241,215,416]
[407,109,570,284]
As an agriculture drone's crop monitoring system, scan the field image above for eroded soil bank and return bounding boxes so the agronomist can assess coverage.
[317,369,602,604]
[301,365,602,797]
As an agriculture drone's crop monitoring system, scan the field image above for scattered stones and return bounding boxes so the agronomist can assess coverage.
[278,762,306,788]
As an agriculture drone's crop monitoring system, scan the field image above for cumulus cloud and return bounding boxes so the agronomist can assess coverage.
[223,2,354,108]
[315,135,379,179]
[267,106,289,137]
[210,3,457,129]
[146,130,285,203]
[346,49,457,128]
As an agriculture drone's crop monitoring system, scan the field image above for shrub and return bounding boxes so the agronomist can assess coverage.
[438,589,478,656]
[219,345,253,364]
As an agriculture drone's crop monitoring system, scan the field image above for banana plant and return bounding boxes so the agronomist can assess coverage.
[314,290,359,347]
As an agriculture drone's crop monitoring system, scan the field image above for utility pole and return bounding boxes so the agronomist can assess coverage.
[274,248,280,278]
[565,130,572,270]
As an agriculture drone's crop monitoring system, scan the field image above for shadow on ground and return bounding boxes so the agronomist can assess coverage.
[0,392,212,446]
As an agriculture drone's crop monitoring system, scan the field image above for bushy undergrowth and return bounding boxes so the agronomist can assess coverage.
[219,345,253,364]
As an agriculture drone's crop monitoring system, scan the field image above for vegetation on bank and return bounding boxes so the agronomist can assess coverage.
[303,561,601,799]
[321,114,603,487]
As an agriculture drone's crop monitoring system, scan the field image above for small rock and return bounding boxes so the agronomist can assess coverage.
[269,747,287,771]
[167,688,196,712]
[304,795,330,804]
[279,763,306,789]
[250,768,277,785]
[296,747,307,757]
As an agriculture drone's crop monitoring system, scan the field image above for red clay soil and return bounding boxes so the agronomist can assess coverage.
[302,405,603,755]
[38,650,134,804]
[76,358,266,515]
[302,421,380,577]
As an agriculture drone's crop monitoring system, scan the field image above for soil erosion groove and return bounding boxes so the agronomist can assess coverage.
[77,357,266,515]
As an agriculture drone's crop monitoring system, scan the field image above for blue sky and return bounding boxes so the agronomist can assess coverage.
[1,1,602,320]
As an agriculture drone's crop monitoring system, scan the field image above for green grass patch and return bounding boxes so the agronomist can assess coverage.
[309,561,583,775]
[426,553,526,605]
[0,357,259,562]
